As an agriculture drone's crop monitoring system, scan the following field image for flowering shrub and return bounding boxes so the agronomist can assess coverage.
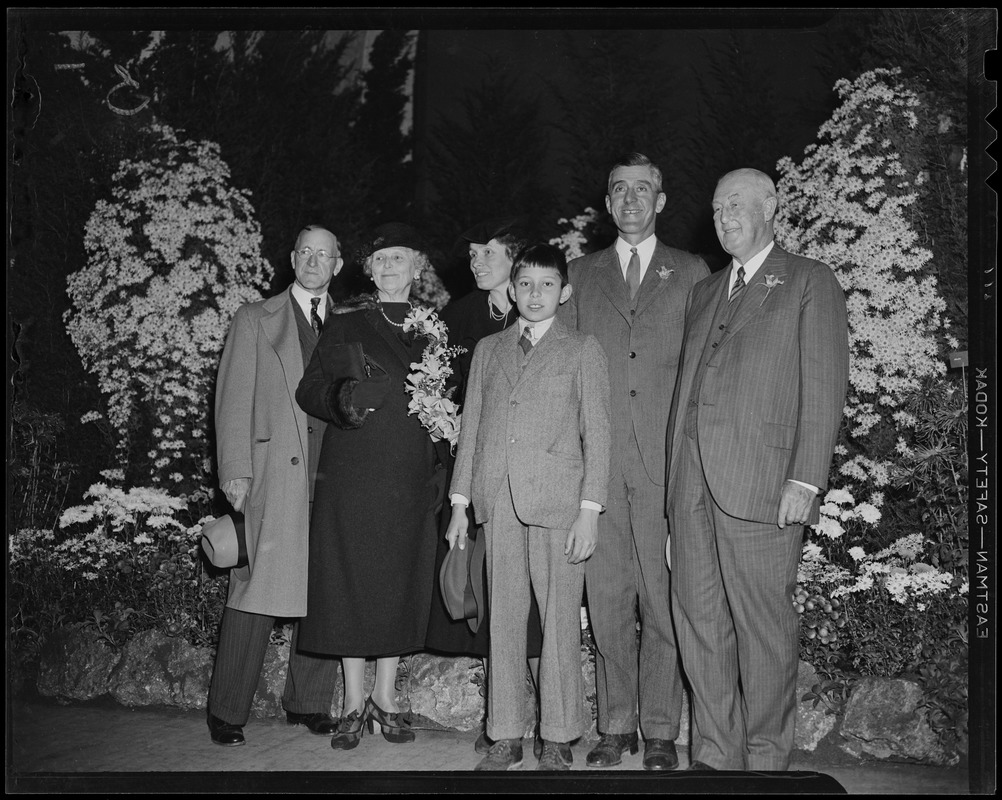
[64,124,272,495]
[549,208,601,259]
[777,68,953,439]
[9,483,227,649]
[777,69,966,756]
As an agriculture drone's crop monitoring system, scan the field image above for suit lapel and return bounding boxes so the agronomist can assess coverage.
[633,240,679,317]
[595,246,633,322]
[492,323,522,388]
[722,246,790,341]
[515,318,569,388]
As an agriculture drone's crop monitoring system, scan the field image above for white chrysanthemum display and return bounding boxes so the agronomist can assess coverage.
[64,124,272,494]
[776,68,950,443]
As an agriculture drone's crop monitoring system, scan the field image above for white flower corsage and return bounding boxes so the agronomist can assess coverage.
[656,266,675,281]
[758,273,785,305]
[402,306,466,448]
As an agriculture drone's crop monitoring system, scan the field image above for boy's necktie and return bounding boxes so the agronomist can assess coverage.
[519,325,534,355]
[310,296,324,334]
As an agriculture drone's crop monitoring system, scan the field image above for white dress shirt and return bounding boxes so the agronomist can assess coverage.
[290,283,329,324]
[615,234,658,284]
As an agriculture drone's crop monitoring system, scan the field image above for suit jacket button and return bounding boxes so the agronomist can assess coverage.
[630,309,636,316]
[629,351,636,358]
[510,400,517,406]
[307,425,314,433]
[718,324,726,330]
[510,437,516,443]
[712,343,718,348]
[630,390,637,397]
[291,456,300,465]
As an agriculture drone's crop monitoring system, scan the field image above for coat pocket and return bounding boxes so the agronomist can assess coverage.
[763,421,795,450]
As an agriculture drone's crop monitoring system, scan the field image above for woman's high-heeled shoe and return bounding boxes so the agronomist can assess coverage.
[330,708,365,750]
[364,696,415,743]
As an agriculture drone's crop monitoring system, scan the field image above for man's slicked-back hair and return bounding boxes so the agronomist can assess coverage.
[295,225,338,252]
[608,152,663,194]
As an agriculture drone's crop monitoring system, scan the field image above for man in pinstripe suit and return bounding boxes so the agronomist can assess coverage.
[666,169,849,771]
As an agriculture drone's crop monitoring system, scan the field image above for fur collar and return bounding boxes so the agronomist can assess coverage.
[332,293,433,316]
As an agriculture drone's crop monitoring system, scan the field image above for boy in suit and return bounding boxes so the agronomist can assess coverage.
[446,244,611,771]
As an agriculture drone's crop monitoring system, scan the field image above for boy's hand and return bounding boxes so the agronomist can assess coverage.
[445,505,470,550]
[565,508,599,564]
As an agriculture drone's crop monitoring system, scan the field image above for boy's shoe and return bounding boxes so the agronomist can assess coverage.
[474,738,524,771]
[536,740,573,771]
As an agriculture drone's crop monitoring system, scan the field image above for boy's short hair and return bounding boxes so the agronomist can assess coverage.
[510,243,569,287]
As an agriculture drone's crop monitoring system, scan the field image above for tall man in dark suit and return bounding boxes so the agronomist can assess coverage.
[207,225,343,745]
[666,169,849,770]
[561,153,709,770]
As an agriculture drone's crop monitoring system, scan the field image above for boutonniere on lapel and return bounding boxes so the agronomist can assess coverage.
[757,274,785,306]
[656,266,675,281]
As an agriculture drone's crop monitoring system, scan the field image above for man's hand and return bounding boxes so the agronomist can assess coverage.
[222,478,251,513]
[445,505,470,550]
[565,508,599,564]
[778,481,815,528]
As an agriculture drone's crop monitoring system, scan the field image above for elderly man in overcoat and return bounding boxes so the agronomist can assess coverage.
[666,169,849,770]
[206,225,343,745]
[560,153,709,770]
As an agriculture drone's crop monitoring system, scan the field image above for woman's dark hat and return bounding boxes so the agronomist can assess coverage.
[458,217,527,246]
[357,222,428,262]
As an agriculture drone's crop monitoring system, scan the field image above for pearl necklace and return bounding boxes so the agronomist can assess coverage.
[488,296,511,322]
[378,299,411,328]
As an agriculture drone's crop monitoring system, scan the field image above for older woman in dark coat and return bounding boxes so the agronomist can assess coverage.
[297,223,450,751]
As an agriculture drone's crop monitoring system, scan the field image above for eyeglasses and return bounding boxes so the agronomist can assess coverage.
[295,247,337,262]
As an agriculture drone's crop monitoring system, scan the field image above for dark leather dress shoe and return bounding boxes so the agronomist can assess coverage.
[586,732,639,768]
[207,713,245,746]
[643,738,679,771]
[687,760,717,771]
[286,710,338,735]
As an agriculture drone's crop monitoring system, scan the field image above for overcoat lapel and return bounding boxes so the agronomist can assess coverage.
[364,305,415,370]
[259,290,308,456]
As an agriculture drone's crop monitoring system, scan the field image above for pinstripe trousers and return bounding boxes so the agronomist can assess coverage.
[668,429,803,771]
[208,606,339,725]
[484,480,587,744]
